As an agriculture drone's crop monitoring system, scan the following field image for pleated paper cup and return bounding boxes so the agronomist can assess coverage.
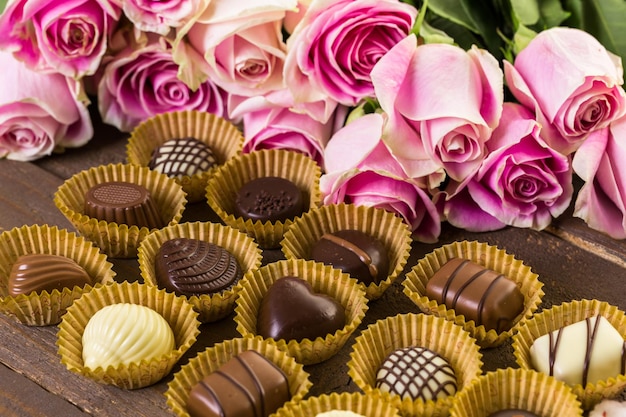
[138,221,263,322]
[512,299,626,410]
[206,149,321,249]
[402,240,544,348]
[280,203,412,300]
[165,336,312,417]
[127,110,244,203]
[57,281,200,389]
[0,224,116,326]
[54,163,187,258]
[233,259,369,365]
[449,368,583,417]
[347,313,483,417]
[271,391,402,417]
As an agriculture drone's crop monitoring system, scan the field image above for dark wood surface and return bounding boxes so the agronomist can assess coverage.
[1,107,625,416]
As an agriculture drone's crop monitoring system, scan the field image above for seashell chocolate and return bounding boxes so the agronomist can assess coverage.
[154,238,243,297]
[8,253,92,296]
[425,257,525,333]
[234,176,304,223]
[149,137,218,178]
[186,349,290,417]
[84,181,164,229]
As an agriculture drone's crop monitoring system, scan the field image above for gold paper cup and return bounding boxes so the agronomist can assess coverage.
[0,224,116,326]
[402,240,544,348]
[512,299,626,410]
[449,368,583,417]
[127,110,244,203]
[347,313,483,417]
[233,258,369,365]
[57,281,200,389]
[54,163,187,258]
[206,149,321,249]
[272,391,402,417]
[138,221,263,322]
[281,203,411,300]
[165,336,312,417]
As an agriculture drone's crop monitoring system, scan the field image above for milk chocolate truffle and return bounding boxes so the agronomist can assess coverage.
[186,349,290,417]
[84,181,164,229]
[149,137,217,178]
[310,230,389,285]
[488,411,539,417]
[154,238,243,297]
[8,254,92,296]
[82,303,175,369]
[425,257,525,333]
[375,346,457,401]
[530,315,626,386]
[257,276,346,342]
[234,176,304,223]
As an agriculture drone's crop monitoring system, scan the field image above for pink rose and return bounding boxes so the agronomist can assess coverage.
[371,34,503,181]
[572,115,626,239]
[505,27,626,155]
[321,113,441,242]
[0,0,121,78]
[122,0,200,35]
[98,36,227,132]
[0,51,92,161]
[284,0,417,106]
[443,103,573,231]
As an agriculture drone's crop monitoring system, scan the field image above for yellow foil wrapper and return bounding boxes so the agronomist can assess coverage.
[449,368,583,417]
[206,149,321,249]
[280,203,412,300]
[272,391,402,417]
[138,221,263,322]
[0,224,115,326]
[127,110,244,203]
[233,258,369,365]
[165,336,312,417]
[402,240,544,348]
[54,163,187,258]
[347,312,483,417]
[512,299,626,410]
[57,281,200,389]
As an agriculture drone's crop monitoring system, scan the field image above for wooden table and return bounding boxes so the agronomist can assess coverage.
[1,108,625,416]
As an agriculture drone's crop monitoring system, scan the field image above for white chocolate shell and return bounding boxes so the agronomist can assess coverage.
[82,303,175,370]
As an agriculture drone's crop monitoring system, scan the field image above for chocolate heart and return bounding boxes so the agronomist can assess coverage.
[257,276,346,342]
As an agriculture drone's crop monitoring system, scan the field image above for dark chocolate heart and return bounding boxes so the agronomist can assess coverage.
[256,276,346,342]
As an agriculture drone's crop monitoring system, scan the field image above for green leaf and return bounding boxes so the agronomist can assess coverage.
[538,0,571,28]
[578,0,626,63]
[419,20,456,45]
[0,0,7,13]
[510,0,540,26]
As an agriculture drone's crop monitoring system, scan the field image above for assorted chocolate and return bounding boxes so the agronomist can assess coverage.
[8,254,91,296]
[186,349,290,417]
[487,411,539,417]
[530,315,626,386]
[234,176,304,223]
[256,276,346,342]
[310,229,389,285]
[154,238,242,297]
[149,137,218,178]
[83,181,164,229]
[425,257,525,333]
[375,346,457,401]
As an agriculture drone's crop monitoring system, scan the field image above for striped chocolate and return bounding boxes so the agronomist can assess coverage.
[149,137,217,178]
[9,254,91,296]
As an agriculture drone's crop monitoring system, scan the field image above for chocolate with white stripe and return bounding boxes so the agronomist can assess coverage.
[149,137,217,178]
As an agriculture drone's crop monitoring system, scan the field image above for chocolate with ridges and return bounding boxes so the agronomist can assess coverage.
[488,410,540,417]
[234,176,304,223]
[186,349,290,417]
[375,346,457,401]
[310,229,389,285]
[9,254,92,296]
[149,137,217,178]
[84,181,164,229]
[155,238,242,297]
[425,257,525,333]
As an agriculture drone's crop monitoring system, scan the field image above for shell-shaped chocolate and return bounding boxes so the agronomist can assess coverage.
[149,137,217,178]
[155,238,243,297]
[82,303,175,370]
[9,254,92,296]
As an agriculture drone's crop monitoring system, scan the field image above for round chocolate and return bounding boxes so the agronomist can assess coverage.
[234,176,304,223]
[149,137,217,178]
[310,229,389,285]
[375,346,457,402]
[154,238,243,297]
[9,254,92,296]
[488,410,540,417]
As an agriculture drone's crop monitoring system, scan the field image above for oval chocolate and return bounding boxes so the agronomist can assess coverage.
[234,176,304,223]
[149,137,217,178]
[9,254,92,296]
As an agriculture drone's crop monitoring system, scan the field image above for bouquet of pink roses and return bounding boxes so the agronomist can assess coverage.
[1,0,625,241]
